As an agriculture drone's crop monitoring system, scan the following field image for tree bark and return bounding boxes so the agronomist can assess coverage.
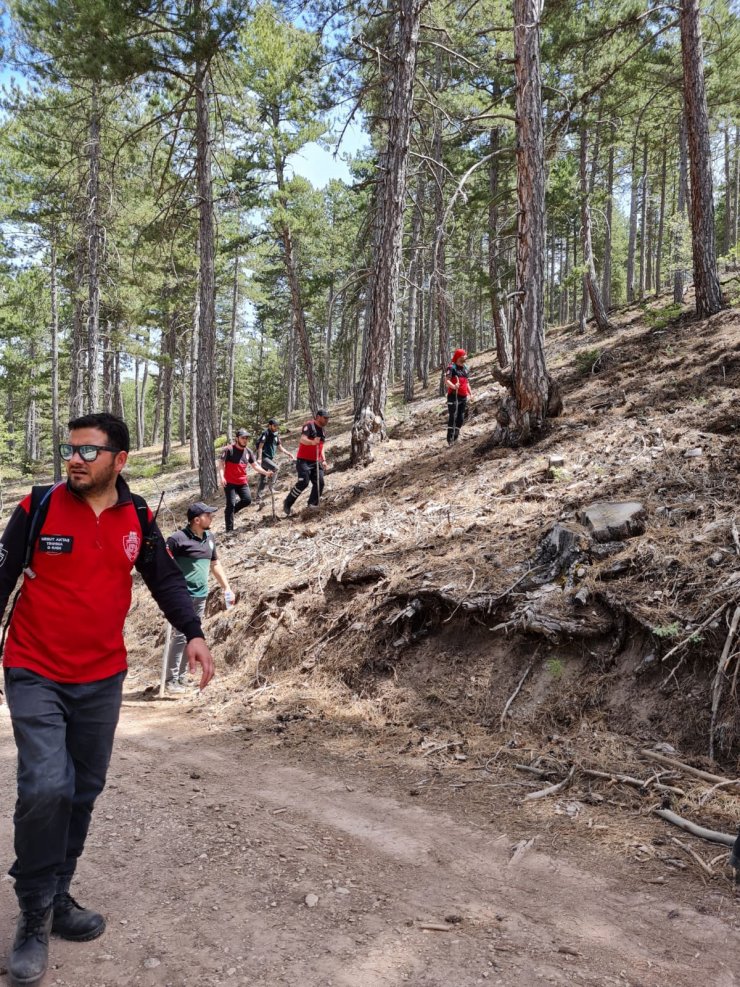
[489,127,510,366]
[602,141,614,310]
[638,137,648,300]
[579,122,611,330]
[190,262,199,466]
[404,183,424,403]
[161,310,177,465]
[673,113,689,303]
[227,249,239,439]
[351,0,421,464]
[495,0,559,445]
[626,139,639,304]
[195,58,219,498]
[50,238,61,480]
[655,143,667,296]
[85,86,102,412]
[680,0,722,317]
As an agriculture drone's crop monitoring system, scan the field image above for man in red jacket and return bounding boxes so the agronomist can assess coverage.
[0,413,214,987]
[218,428,273,532]
[445,348,473,445]
[283,409,329,516]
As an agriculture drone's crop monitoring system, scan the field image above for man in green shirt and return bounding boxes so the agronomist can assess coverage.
[164,503,233,693]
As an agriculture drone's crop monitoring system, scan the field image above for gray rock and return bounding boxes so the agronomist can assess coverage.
[577,502,646,543]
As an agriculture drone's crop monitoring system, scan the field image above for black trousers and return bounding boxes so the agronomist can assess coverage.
[224,482,251,530]
[285,459,324,508]
[4,667,125,909]
[447,395,467,443]
[256,457,279,501]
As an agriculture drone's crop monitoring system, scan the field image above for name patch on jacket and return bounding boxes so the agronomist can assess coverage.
[38,535,73,554]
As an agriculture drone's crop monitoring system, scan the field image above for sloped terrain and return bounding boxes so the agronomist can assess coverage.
[123,291,739,896]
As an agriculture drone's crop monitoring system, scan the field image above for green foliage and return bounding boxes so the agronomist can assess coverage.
[545,658,564,680]
[652,622,681,639]
[574,348,602,375]
[643,303,684,331]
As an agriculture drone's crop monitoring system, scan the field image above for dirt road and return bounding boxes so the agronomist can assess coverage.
[1,701,738,987]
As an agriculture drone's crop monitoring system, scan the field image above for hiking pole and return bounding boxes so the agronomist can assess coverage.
[158,623,172,699]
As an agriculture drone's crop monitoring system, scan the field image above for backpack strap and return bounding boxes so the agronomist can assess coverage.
[23,483,62,576]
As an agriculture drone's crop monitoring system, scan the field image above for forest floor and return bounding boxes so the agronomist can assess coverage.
[1,286,739,985]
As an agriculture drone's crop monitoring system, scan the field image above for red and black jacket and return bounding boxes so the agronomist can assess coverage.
[220,444,256,485]
[0,478,203,684]
[446,362,471,398]
[296,421,326,462]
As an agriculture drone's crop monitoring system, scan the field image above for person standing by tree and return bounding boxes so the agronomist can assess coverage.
[163,502,233,694]
[0,413,214,987]
[283,410,329,516]
[445,349,473,445]
[218,428,273,532]
[254,418,295,510]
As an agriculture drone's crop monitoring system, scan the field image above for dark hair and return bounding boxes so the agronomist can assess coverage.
[68,413,130,453]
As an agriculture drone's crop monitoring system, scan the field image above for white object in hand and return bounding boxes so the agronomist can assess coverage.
[224,590,235,610]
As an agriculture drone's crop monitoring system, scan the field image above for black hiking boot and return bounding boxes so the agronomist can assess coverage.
[8,905,52,986]
[51,892,106,942]
[283,498,292,517]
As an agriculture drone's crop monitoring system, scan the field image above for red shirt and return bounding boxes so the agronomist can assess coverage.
[446,362,471,398]
[220,444,256,485]
[297,421,326,461]
[0,480,202,684]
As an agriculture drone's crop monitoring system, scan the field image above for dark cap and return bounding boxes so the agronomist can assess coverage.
[267,418,279,426]
[187,502,218,521]
[235,428,249,437]
[315,408,329,418]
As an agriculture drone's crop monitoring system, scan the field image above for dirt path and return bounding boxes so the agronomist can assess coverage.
[1,702,738,987]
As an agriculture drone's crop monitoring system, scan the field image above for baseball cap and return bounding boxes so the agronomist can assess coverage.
[316,408,329,418]
[267,418,279,426]
[452,348,467,362]
[235,428,249,437]
[187,502,218,521]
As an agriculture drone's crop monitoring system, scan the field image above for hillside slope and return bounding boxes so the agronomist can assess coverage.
[119,293,740,903]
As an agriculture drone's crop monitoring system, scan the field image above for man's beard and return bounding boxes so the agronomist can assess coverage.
[67,462,117,496]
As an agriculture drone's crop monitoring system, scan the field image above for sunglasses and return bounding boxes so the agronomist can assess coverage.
[59,443,121,462]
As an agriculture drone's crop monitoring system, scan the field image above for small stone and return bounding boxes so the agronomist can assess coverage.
[548,455,565,468]
[305,894,319,908]
[144,958,161,969]
[708,551,724,566]
[683,447,703,458]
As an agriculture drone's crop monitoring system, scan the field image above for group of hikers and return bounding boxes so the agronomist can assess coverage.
[0,348,486,986]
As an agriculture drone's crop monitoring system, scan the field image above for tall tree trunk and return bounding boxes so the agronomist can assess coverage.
[673,114,689,303]
[489,127,510,366]
[86,85,102,412]
[102,320,113,412]
[161,310,177,465]
[655,144,667,296]
[430,53,450,394]
[496,0,560,445]
[69,234,85,418]
[724,123,732,256]
[579,122,611,330]
[626,139,639,304]
[602,141,614,309]
[112,344,124,419]
[179,352,187,445]
[134,358,143,450]
[350,0,421,463]
[680,0,722,317]
[639,138,648,300]
[190,263,199,466]
[227,249,239,439]
[50,238,61,481]
[734,125,739,253]
[404,186,424,403]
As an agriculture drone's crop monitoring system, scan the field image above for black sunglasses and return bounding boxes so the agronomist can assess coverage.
[59,443,121,462]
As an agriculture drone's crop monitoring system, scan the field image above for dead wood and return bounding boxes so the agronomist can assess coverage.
[654,809,735,847]
[491,605,613,641]
[709,605,740,759]
[500,657,537,726]
[670,837,714,877]
[659,601,730,664]
[641,750,740,788]
[523,765,575,801]
[582,768,685,796]
[328,564,388,587]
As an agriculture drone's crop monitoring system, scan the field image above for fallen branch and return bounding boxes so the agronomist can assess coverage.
[582,768,684,796]
[641,749,740,788]
[500,656,537,726]
[670,837,714,877]
[699,778,740,806]
[524,765,575,801]
[660,601,729,664]
[654,809,736,847]
[709,605,740,759]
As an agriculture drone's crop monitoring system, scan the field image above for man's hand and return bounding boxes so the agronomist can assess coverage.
[219,476,227,488]
[185,638,215,690]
